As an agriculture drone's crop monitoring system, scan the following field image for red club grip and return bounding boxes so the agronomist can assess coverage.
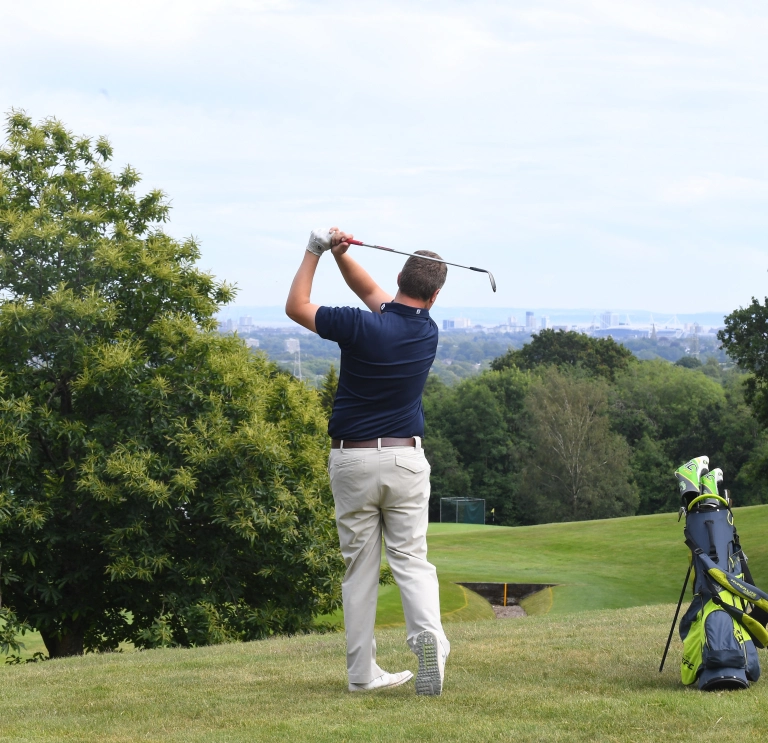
[346,239,363,245]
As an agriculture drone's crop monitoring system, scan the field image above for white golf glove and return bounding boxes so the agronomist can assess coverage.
[306,228,335,257]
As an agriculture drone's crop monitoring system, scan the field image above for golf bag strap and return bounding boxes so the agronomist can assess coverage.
[708,586,768,649]
[684,533,703,557]
[688,529,768,627]
[739,550,768,627]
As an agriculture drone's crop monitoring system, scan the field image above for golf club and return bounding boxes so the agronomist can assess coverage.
[344,239,497,293]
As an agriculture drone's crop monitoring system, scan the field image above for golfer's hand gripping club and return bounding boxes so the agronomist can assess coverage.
[345,239,497,292]
[305,228,335,257]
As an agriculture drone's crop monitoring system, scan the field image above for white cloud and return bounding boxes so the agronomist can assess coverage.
[1,0,767,312]
[662,175,768,205]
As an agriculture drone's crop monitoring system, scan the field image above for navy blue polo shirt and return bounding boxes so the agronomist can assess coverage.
[315,302,438,440]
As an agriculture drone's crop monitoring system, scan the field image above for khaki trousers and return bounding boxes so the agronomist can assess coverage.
[329,441,450,684]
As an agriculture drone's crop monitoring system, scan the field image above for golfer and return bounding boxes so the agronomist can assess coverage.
[286,227,450,695]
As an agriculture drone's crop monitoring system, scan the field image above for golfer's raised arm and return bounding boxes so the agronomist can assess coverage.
[285,228,357,332]
[285,250,322,333]
[332,242,393,313]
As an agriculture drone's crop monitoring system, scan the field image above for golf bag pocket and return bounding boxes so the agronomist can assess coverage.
[702,608,745,671]
[682,595,755,690]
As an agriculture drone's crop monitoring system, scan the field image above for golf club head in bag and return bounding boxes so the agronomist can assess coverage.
[674,456,709,508]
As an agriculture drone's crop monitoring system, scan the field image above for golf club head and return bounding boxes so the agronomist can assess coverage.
[469,266,496,292]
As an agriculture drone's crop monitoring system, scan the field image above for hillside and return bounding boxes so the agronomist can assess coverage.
[371,505,768,625]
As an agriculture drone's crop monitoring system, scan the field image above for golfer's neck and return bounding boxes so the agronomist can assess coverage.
[393,291,432,311]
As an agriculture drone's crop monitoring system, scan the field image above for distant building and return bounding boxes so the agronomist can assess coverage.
[239,316,254,332]
[593,327,650,339]
[507,315,517,326]
[443,320,454,330]
[525,311,536,329]
[245,338,260,348]
[600,311,619,329]
[541,316,550,330]
[219,318,234,332]
[552,325,569,332]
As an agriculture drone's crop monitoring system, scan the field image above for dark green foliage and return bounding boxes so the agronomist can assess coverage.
[610,361,725,512]
[423,434,471,521]
[675,356,702,368]
[491,329,635,381]
[0,607,32,655]
[520,368,638,522]
[0,113,342,657]
[719,298,768,426]
[608,361,768,511]
[424,369,531,525]
[424,333,768,524]
[319,364,338,414]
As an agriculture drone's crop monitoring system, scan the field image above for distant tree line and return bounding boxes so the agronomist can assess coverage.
[418,329,768,524]
[247,326,729,388]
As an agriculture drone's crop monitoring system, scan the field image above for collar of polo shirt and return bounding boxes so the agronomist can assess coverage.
[380,302,430,317]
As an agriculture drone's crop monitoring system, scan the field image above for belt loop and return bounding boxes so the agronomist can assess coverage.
[377,438,382,451]
[415,436,422,450]
[340,439,344,451]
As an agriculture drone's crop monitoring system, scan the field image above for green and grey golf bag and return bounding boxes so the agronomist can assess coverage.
[674,457,768,690]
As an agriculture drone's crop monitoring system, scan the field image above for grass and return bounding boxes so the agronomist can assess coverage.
[372,504,768,624]
[4,508,768,741]
[2,604,767,742]
[14,505,768,653]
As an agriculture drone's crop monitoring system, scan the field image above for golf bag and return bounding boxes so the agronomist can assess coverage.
[673,457,768,690]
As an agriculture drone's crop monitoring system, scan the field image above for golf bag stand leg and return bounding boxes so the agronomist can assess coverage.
[659,561,693,673]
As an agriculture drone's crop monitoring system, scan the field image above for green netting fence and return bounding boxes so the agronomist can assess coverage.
[439,497,485,524]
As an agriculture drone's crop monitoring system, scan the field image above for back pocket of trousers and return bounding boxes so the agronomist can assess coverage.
[395,454,429,473]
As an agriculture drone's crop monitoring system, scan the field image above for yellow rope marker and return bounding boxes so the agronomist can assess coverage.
[503,583,507,607]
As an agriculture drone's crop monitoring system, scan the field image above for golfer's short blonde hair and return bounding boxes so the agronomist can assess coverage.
[398,250,447,301]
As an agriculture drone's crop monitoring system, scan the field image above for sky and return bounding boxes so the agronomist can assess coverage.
[1,0,767,314]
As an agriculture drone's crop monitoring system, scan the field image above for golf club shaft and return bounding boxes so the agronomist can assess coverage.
[659,561,693,673]
[344,239,496,292]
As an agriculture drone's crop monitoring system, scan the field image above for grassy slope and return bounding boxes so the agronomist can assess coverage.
[2,604,767,743]
[14,506,768,652]
[373,505,768,625]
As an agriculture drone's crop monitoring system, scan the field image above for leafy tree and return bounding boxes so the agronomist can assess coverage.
[423,434,471,521]
[424,368,531,524]
[520,368,637,522]
[610,360,726,512]
[0,113,342,658]
[719,298,768,425]
[675,356,702,369]
[319,363,338,415]
[491,329,635,381]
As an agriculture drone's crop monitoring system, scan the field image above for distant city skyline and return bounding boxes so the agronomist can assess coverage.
[217,305,729,332]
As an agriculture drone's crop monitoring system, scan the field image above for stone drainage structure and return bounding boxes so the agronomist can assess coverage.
[457,582,556,619]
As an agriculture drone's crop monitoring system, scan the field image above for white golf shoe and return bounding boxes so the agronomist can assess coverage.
[348,670,413,692]
[414,630,446,696]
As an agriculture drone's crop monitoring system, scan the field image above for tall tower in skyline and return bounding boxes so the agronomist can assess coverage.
[525,311,535,329]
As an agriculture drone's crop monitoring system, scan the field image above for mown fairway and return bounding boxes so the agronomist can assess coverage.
[2,604,767,743]
[372,504,768,625]
[4,507,768,742]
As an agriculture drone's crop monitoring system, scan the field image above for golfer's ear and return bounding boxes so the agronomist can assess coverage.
[396,271,402,287]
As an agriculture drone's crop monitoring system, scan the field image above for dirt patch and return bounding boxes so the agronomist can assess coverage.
[492,605,527,619]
